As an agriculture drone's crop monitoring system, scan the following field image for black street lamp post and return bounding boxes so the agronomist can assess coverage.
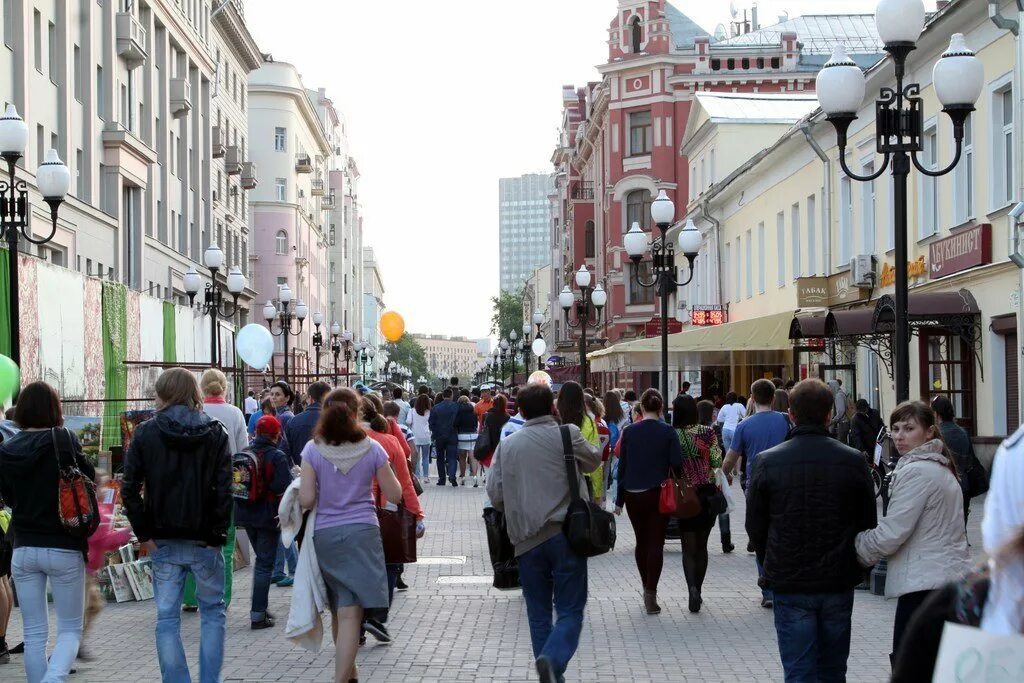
[532,310,545,371]
[624,192,702,403]
[263,284,307,384]
[0,105,70,366]
[330,322,342,386]
[185,244,246,367]
[816,3,983,404]
[559,266,607,388]
[311,312,325,380]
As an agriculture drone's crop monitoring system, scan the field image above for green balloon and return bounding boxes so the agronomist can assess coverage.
[0,354,20,405]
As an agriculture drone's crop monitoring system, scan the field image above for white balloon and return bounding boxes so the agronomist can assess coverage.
[236,324,275,369]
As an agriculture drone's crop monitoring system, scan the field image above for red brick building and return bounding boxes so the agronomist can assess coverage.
[549,1,882,389]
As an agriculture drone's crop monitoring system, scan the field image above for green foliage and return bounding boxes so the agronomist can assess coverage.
[490,289,524,340]
[381,333,429,382]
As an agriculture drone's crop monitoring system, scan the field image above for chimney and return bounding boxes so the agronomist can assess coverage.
[751,2,759,31]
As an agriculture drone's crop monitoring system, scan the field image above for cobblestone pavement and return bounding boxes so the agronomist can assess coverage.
[8,481,985,682]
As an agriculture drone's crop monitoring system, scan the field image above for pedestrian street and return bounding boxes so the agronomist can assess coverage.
[7,481,986,683]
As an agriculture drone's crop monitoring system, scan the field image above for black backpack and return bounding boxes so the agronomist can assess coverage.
[559,426,616,557]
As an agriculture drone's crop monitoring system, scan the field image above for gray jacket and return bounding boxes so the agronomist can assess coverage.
[485,416,602,557]
[855,440,970,598]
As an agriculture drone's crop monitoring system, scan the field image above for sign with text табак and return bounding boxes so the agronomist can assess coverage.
[929,223,992,280]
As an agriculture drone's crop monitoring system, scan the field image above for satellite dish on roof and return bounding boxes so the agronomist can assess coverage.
[714,23,728,41]
[729,1,738,19]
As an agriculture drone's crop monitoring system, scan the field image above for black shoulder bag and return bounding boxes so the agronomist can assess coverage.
[559,425,615,557]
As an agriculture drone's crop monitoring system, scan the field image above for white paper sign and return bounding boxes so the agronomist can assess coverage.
[933,623,1024,682]
[873,443,883,466]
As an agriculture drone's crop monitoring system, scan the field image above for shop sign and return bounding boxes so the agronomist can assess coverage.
[929,223,992,280]
[827,271,869,306]
[644,317,684,337]
[796,273,869,307]
[880,256,927,287]
[690,305,728,327]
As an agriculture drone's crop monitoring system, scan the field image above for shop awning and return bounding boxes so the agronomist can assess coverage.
[789,311,829,339]
[589,310,795,359]
[873,288,980,328]
[826,308,877,337]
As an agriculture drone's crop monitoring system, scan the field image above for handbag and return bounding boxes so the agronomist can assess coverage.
[658,471,702,519]
[53,427,100,539]
[559,425,616,557]
[473,422,492,460]
[964,443,989,498]
[375,487,417,564]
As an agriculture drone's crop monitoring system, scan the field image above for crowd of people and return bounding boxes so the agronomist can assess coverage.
[0,367,1019,683]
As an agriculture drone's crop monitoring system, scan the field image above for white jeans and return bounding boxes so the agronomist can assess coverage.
[12,547,86,683]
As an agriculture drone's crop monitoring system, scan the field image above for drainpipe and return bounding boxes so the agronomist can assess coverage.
[801,122,832,277]
[699,200,723,307]
[991,0,1024,431]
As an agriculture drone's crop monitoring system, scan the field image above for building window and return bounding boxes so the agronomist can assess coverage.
[861,162,875,254]
[709,148,716,185]
[735,234,742,300]
[625,189,652,232]
[274,127,286,152]
[993,86,1014,208]
[96,66,104,120]
[920,125,938,238]
[73,46,82,101]
[776,212,785,286]
[807,195,817,276]
[3,0,13,47]
[275,177,286,202]
[628,262,655,305]
[584,220,595,258]
[791,203,801,279]
[953,116,974,224]
[628,111,652,156]
[47,21,56,81]
[629,16,642,53]
[745,229,753,299]
[839,175,853,266]
[757,222,766,293]
[75,149,83,198]
[275,230,287,255]
[33,10,41,72]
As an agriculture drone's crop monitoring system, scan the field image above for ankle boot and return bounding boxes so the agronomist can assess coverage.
[721,533,735,553]
[643,590,661,615]
[688,586,703,613]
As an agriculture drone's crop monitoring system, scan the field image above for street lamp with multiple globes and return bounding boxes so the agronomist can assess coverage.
[519,322,532,381]
[310,312,325,380]
[532,310,546,371]
[624,191,702,402]
[356,343,375,383]
[499,338,510,387]
[816,0,983,403]
[491,346,501,387]
[0,105,70,366]
[559,265,607,388]
[507,330,520,388]
[263,284,307,383]
[330,322,343,386]
[184,244,247,367]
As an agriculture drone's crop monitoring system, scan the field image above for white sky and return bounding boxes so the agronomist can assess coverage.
[244,0,936,340]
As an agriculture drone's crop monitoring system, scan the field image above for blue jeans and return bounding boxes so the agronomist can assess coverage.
[517,534,587,682]
[242,526,280,621]
[723,425,736,451]
[416,443,431,479]
[773,591,854,683]
[435,438,459,482]
[273,540,298,579]
[151,540,226,683]
[12,547,85,683]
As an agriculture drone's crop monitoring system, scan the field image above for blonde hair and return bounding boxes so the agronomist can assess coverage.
[155,368,203,411]
[200,368,228,397]
[458,395,470,404]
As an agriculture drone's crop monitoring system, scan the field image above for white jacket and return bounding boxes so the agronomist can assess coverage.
[855,440,970,598]
[278,479,329,651]
[981,426,1024,634]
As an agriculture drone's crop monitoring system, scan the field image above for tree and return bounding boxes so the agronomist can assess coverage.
[490,288,524,341]
[381,333,428,384]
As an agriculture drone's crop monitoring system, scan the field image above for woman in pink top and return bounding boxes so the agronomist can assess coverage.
[299,388,401,683]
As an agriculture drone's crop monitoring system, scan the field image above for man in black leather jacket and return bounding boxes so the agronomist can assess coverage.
[121,368,231,683]
[746,378,877,683]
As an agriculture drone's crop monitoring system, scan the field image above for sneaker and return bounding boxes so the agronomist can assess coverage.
[251,615,275,630]
[361,617,391,644]
[449,478,459,487]
[535,655,558,683]
[436,480,446,486]
[275,576,294,588]
[395,576,409,591]
[458,476,466,485]
[182,604,198,613]
[270,574,288,585]
[761,596,774,609]
[9,642,23,655]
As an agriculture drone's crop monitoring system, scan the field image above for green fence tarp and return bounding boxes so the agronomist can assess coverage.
[101,281,127,449]
[162,301,177,363]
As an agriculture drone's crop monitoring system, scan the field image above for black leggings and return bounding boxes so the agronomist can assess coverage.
[680,524,713,593]
[625,489,668,592]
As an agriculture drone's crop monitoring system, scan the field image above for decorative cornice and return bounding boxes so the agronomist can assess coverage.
[212,1,262,71]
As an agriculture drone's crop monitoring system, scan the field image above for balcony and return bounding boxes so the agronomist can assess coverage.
[211,126,225,158]
[571,181,594,200]
[240,161,257,190]
[116,12,147,68]
[311,177,325,196]
[224,145,241,175]
[321,191,336,210]
[295,152,312,173]
[170,77,191,118]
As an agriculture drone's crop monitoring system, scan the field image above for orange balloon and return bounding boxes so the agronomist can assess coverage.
[379,311,405,342]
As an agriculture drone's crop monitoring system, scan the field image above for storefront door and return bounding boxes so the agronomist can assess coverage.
[821,364,857,409]
[919,329,976,436]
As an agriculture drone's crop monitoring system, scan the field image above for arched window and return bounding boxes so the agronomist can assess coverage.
[275,230,287,255]
[625,189,652,232]
[584,220,596,258]
[630,17,643,53]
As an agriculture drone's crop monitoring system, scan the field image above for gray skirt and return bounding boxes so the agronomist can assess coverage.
[313,523,389,609]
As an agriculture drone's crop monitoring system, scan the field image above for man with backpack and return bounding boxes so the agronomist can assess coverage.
[233,415,293,630]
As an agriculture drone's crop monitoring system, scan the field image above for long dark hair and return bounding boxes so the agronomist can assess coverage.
[415,393,431,416]
[361,396,390,434]
[697,400,715,426]
[889,401,959,478]
[314,388,365,445]
[671,394,698,429]
[603,391,624,424]
[492,393,508,416]
[556,381,586,428]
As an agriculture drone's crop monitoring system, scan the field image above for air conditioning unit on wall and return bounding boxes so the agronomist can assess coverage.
[850,254,877,287]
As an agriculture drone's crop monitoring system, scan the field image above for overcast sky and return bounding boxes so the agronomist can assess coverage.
[244,0,935,341]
